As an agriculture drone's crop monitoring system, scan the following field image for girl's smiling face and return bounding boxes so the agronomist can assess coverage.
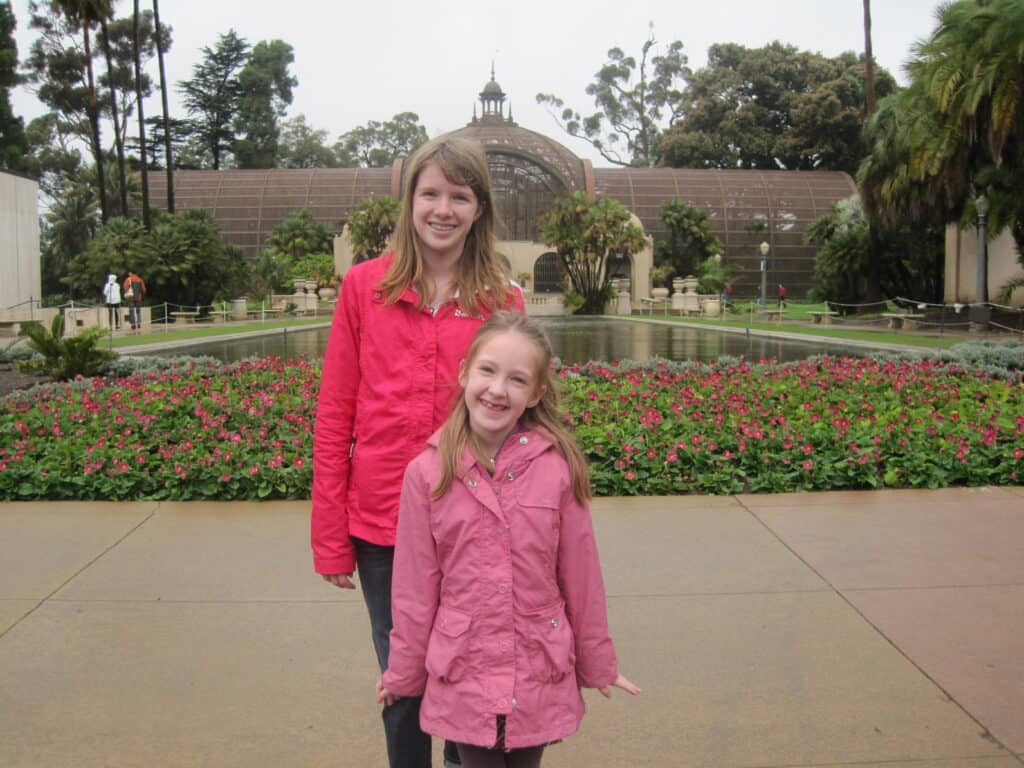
[459,330,544,455]
[412,162,481,264]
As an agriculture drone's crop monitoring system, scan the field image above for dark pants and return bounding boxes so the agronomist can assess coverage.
[127,302,142,329]
[354,537,462,768]
[456,744,545,768]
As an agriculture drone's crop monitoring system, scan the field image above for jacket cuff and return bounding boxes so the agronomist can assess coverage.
[381,668,427,698]
[313,553,355,575]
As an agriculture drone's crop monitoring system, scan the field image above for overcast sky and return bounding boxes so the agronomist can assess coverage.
[9,0,945,167]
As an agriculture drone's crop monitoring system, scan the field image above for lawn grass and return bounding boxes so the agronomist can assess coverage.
[106,316,329,348]
[637,310,963,350]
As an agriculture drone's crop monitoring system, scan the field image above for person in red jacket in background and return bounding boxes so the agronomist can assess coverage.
[122,271,146,331]
[777,283,787,309]
[311,136,524,768]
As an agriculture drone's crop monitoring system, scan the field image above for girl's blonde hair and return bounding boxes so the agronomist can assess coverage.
[378,136,510,314]
[433,312,591,504]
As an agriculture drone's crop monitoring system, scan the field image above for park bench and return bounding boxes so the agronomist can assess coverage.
[882,312,924,330]
[809,310,839,325]
[170,311,200,324]
[206,310,229,323]
[638,297,669,315]
[760,309,785,322]
[246,308,282,320]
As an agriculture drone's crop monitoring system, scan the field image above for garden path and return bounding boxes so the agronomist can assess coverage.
[1,488,1022,767]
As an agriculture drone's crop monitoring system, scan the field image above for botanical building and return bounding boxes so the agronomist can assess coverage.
[149,72,859,302]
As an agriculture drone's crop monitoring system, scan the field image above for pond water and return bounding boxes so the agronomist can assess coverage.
[153,318,860,365]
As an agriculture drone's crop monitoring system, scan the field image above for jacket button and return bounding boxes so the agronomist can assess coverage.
[467,479,477,488]
[519,436,528,445]
[506,471,514,481]
[550,618,559,627]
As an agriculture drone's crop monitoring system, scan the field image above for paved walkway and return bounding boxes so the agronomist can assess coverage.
[1,487,1022,767]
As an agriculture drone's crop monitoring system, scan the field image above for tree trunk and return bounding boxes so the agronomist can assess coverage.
[99,19,128,217]
[863,0,876,116]
[132,0,151,229]
[152,0,174,212]
[82,19,108,223]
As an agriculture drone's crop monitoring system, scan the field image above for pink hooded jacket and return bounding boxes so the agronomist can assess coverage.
[382,428,619,749]
[311,254,523,575]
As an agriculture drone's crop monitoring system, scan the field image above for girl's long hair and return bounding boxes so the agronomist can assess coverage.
[377,136,510,314]
[432,312,591,504]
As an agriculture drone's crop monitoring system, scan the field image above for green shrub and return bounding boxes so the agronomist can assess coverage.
[15,316,116,381]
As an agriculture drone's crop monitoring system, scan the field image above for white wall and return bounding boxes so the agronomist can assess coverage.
[0,171,41,314]
[945,224,1024,305]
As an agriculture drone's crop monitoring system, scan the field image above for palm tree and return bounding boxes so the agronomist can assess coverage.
[151,0,174,212]
[863,0,876,116]
[132,0,150,229]
[50,0,113,223]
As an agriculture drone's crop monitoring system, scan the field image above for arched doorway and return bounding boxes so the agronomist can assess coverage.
[533,252,565,293]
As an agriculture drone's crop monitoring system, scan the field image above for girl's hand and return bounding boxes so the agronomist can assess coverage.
[376,678,396,706]
[598,673,641,698]
[322,573,355,589]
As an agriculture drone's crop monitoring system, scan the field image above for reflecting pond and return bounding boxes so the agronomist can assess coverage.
[152,317,861,365]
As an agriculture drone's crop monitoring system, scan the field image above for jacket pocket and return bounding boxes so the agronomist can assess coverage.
[519,599,576,683]
[425,605,473,683]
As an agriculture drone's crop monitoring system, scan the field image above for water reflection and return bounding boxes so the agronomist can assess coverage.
[153,318,859,365]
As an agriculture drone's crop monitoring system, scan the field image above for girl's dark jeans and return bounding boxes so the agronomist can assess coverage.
[354,537,462,767]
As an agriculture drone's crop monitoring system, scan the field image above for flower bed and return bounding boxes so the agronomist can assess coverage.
[0,355,1021,500]
[565,357,1023,495]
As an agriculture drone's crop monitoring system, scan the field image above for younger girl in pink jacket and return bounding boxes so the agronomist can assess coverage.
[379,312,639,767]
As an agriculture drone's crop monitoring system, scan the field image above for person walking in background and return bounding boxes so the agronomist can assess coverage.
[102,274,121,330]
[777,283,786,309]
[123,271,146,331]
[378,312,640,767]
[311,137,524,768]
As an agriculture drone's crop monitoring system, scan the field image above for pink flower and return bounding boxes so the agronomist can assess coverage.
[249,465,260,476]
[666,452,678,463]
[802,460,813,471]
[624,470,635,481]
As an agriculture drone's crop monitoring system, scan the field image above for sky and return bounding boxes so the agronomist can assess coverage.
[8,0,946,167]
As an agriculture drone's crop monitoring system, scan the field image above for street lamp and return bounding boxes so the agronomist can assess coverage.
[759,241,770,307]
[972,194,990,332]
[976,193,989,304]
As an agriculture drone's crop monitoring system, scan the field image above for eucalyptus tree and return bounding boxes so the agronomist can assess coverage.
[537,30,688,167]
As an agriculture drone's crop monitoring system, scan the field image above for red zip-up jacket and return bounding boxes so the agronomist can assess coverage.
[311,254,524,575]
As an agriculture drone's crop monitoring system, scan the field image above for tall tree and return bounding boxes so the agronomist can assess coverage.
[97,15,126,215]
[0,0,29,172]
[179,29,248,169]
[537,31,688,167]
[233,39,295,168]
[660,43,897,173]
[151,0,172,210]
[863,0,876,116]
[131,0,148,228]
[48,0,113,221]
[278,114,336,168]
[335,112,427,167]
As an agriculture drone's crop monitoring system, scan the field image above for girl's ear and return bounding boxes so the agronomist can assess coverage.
[526,385,546,410]
[458,358,468,386]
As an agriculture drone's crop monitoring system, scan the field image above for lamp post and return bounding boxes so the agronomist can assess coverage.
[972,194,990,331]
[759,241,770,308]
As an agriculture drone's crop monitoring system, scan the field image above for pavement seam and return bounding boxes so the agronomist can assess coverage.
[733,493,1024,765]
[0,506,159,641]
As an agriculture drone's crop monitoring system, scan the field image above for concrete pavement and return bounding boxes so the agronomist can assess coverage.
[1,488,1022,767]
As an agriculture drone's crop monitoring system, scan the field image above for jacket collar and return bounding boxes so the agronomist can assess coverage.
[427,424,555,472]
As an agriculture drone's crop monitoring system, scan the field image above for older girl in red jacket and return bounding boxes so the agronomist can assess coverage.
[379,313,639,768]
[312,137,524,768]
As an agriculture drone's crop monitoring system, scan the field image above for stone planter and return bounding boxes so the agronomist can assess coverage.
[703,298,721,318]
[318,286,337,302]
[651,286,670,300]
